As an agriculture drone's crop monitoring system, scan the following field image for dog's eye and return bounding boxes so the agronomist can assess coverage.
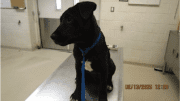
[66,17,72,23]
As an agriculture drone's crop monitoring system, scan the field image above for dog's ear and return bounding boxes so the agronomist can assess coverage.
[77,2,97,20]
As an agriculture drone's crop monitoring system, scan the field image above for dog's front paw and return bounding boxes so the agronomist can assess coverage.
[70,91,80,101]
[107,85,113,93]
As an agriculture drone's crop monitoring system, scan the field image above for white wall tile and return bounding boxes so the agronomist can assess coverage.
[2,15,29,24]
[161,0,178,4]
[101,0,119,2]
[100,20,111,30]
[124,32,133,41]
[140,13,152,23]
[120,31,144,41]
[126,22,144,32]
[100,20,123,30]
[100,11,115,20]
[113,12,128,21]
[101,0,178,66]
[153,33,169,42]
[142,42,167,51]
[125,40,144,50]
[102,29,115,38]
[146,4,170,14]
[129,49,142,58]
[101,2,114,12]
[141,33,155,42]
[114,2,129,12]
[157,4,170,14]
[1,24,30,38]
[114,39,125,48]
[119,32,131,40]
[153,42,167,52]
[155,14,170,24]
[130,32,145,41]
[142,42,153,51]
[160,0,170,4]
[120,22,133,32]
[114,29,128,39]
[1,9,28,16]
[106,30,116,38]
[152,24,168,34]
[167,24,178,31]
[139,50,165,65]
[132,40,144,50]
[169,3,178,14]
[137,13,150,23]
[125,13,142,22]
[142,23,155,33]
[143,13,169,24]
[125,56,140,63]
[123,47,132,58]
[2,23,30,32]
[139,50,153,64]
[110,21,123,30]
[1,28,31,49]
[127,5,149,13]
[105,36,122,47]
[112,30,123,39]
[168,13,179,25]
[170,0,179,5]
[1,0,34,50]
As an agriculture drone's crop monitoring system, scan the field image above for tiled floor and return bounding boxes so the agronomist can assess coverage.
[1,47,179,101]
[1,48,71,101]
[123,64,179,101]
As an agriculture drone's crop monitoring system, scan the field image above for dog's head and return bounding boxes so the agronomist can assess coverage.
[51,1,97,46]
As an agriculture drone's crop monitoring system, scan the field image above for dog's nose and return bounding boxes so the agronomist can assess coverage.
[51,34,56,40]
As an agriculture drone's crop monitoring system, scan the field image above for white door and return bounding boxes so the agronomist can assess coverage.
[38,0,74,51]
[37,0,100,51]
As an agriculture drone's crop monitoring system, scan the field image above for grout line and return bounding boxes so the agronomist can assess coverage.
[1,45,34,51]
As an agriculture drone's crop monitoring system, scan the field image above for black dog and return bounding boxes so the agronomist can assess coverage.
[51,1,116,101]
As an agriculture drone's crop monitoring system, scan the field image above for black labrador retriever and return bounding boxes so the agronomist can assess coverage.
[51,1,116,101]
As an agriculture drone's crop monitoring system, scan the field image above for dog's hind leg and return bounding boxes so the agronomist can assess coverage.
[107,58,116,93]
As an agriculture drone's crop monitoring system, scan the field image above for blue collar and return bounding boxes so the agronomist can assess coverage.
[79,33,101,101]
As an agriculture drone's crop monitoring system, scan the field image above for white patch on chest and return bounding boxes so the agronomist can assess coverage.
[81,60,93,72]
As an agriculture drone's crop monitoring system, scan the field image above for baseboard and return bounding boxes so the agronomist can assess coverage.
[1,45,35,51]
[123,61,163,68]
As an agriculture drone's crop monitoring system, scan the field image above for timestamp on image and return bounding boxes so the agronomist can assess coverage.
[125,84,169,90]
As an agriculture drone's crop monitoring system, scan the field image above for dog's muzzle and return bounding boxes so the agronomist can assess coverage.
[51,34,61,45]
[50,34,57,41]
[51,33,69,46]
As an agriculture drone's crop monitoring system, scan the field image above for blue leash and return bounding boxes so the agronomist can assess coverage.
[79,33,101,101]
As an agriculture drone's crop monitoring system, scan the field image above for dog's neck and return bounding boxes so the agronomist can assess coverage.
[76,28,99,50]
[76,16,100,50]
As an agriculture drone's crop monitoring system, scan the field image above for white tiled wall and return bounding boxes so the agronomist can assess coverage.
[1,0,39,50]
[1,0,33,50]
[100,0,179,66]
[1,0,179,66]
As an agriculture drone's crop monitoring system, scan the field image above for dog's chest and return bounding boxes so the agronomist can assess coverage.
[81,60,93,72]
